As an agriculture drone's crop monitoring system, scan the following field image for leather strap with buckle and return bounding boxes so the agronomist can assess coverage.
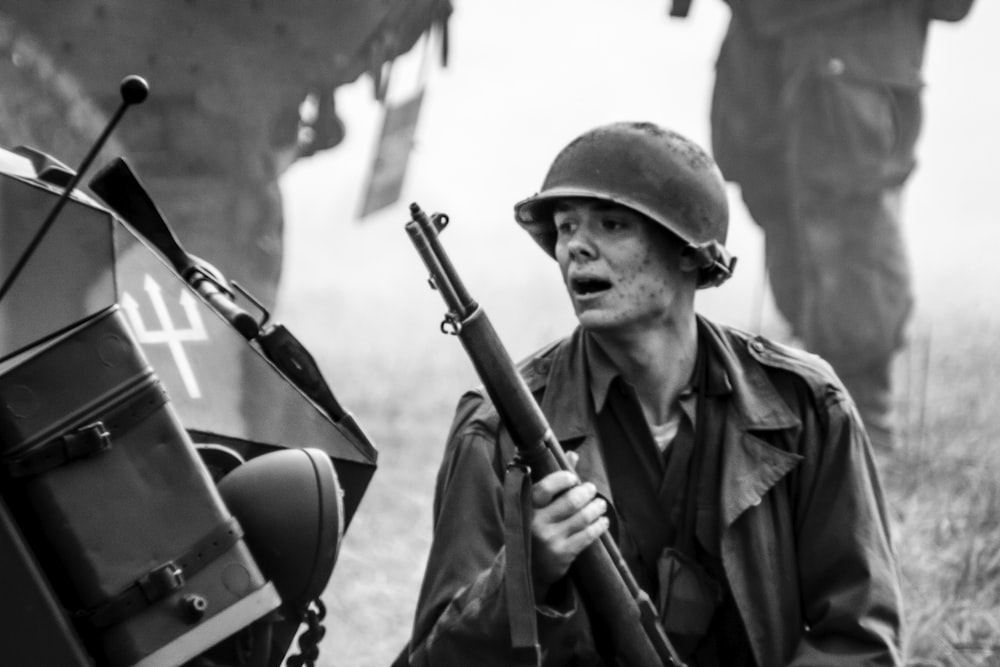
[3,378,167,478]
[82,517,244,629]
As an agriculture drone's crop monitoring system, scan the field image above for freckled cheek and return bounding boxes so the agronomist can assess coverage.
[644,284,667,298]
[617,270,637,289]
[617,273,656,302]
[634,272,669,299]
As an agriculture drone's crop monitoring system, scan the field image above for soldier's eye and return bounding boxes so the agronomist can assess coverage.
[556,219,576,235]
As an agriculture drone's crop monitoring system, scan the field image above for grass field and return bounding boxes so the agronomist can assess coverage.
[884,315,1000,665]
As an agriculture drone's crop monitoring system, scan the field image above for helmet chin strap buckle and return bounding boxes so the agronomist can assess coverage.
[683,240,738,288]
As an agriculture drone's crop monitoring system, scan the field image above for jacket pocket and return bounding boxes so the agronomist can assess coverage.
[793,68,922,192]
[657,548,723,658]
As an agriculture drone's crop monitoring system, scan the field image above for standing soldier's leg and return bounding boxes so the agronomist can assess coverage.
[711,11,811,345]
[793,187,913,450]
[786,6,925,449]
[712,2,927,450]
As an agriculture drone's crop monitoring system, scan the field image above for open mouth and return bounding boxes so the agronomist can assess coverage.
[571,276,612,296]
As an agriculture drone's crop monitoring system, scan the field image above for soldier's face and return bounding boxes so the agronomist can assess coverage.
[553,198,692,333]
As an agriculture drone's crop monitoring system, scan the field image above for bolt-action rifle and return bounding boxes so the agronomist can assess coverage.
[405,202,685,666]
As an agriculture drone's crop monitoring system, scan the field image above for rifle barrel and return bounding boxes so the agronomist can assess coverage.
[405,202,686,667]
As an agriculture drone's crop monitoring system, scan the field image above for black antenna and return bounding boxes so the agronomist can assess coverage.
[0,75,149,305]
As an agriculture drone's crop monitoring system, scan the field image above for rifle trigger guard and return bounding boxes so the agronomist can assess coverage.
[440,313,462,335]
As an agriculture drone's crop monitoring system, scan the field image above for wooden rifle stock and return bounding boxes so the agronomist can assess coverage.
[405,203,685,667]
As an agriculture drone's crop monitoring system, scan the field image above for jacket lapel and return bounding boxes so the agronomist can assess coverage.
[697,318,804,526]
[529,321,805,526]
[535,329,614,503]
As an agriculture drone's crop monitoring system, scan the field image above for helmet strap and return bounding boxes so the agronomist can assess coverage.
[682,241,737,288]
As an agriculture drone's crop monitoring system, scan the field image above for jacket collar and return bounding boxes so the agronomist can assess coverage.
[532,317,802,523]
[583,330,731,415]
[696,317,801,433]
[535,328,608,497]
[685,318,804,525]
[536,327,593,443]
[536,318,800,436]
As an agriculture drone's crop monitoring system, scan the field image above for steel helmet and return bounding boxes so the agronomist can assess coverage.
[513,121,736,287]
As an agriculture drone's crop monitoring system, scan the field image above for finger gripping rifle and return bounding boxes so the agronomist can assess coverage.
[405,202,685,667]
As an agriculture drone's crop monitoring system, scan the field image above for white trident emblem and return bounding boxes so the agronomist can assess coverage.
[122,274,209,399]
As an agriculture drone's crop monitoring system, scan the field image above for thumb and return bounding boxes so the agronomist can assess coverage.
[565,450,579,471]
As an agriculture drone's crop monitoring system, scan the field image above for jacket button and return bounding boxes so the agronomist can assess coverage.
[828,57,845,75]
[751,340,765,353]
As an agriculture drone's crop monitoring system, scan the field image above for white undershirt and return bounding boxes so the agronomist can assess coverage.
[649,416,681,453]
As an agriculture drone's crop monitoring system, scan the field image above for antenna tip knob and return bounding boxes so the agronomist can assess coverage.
[120,75,149,105]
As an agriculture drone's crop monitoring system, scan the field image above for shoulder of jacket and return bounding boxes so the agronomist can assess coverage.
[731,327,846,398]
[452,336,564,432]
[452,387,499,433]
[515,336,565,393]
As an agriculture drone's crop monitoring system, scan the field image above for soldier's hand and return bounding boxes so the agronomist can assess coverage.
[530,451,609,597]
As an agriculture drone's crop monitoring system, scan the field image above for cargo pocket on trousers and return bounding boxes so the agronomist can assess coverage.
[794,69,922,193]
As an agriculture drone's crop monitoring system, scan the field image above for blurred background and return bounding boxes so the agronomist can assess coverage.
[276,2,1000,665]
[2,0,998,665]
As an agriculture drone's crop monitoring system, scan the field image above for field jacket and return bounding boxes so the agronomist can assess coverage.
[402,317,904,666]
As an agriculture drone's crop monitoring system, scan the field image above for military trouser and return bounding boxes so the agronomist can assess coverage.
[710,1,928,448]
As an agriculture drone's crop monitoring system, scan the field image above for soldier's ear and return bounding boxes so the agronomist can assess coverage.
[681,240,737,288]
[678,245,702,274]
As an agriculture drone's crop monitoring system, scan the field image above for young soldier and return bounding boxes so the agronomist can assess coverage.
[397,122,903,666]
